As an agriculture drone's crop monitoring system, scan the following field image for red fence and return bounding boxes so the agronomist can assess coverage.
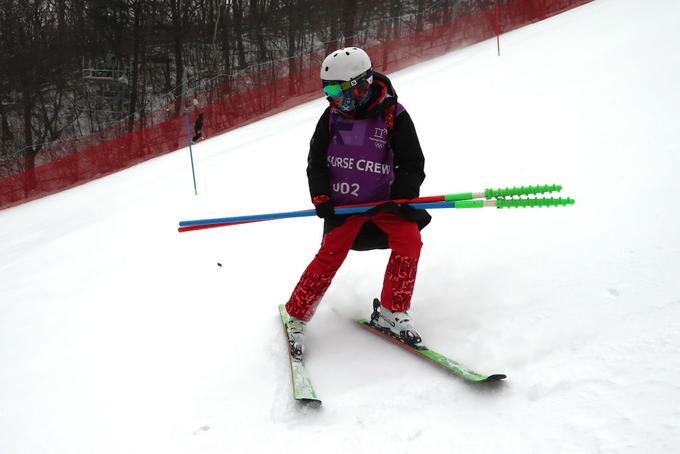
[0,0,592,211]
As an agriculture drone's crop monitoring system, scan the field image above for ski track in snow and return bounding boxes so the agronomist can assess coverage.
[2,0,680,452]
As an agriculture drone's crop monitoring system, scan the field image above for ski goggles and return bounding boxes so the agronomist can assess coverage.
[322,69,373,97]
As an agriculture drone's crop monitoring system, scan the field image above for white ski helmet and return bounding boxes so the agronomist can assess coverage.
[320,47,372,82]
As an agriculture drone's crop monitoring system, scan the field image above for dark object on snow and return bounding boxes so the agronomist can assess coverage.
[192,113,204,142]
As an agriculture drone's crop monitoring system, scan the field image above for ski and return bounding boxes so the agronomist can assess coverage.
[278,304,322,407]
[355,301,506,383]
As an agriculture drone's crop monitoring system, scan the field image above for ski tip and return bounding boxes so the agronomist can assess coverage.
[481,374,507,382]
[298,398,322,408]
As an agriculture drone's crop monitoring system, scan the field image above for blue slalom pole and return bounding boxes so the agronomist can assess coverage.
[185,111,198,195]
[179,201,457,229]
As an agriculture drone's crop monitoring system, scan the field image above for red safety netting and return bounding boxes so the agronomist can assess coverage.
[0,0,591,210]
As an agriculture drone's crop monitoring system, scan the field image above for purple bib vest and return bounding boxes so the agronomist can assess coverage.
[327,104,405,205]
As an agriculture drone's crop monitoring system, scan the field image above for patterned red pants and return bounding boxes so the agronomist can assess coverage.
[286,212,422,321]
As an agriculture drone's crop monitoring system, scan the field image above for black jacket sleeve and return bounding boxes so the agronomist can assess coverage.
[389,111,426,199]
[306,108,331,200]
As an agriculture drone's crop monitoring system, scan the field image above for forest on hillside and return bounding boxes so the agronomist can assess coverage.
[0,0,493,168]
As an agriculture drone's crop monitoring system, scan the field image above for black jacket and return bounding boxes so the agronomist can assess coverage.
[306,72,431,251]
[194,113,204,132]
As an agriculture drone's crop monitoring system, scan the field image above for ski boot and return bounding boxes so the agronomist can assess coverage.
[370,298,425,349]
[286,314,306,360]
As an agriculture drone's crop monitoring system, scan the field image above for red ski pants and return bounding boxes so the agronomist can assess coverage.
[286,212,422,321]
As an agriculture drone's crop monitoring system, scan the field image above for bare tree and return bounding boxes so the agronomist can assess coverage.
[0,0,470,171]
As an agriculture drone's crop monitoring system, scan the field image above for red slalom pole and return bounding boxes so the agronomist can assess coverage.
[178,219,261,233]
[176,197,442,233]
[178,194,451,233]
[177,198,441,232]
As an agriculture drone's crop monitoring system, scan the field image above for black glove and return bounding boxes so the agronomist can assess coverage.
[314,199,335,219]
[399,203,418,216]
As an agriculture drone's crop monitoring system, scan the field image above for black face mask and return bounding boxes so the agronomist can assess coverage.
[338,82,373,112]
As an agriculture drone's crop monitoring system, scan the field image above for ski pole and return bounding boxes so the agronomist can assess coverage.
[185,111,198,195]
[178,189,573,233]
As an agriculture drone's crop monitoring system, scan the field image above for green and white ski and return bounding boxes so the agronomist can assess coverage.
[278,304,322,407]
[355,304,506,383]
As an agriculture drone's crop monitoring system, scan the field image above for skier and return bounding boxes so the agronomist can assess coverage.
[192,112,204,143]
[284,47,431,358]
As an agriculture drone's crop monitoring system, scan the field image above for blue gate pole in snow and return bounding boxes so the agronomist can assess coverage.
[185,111,198,195]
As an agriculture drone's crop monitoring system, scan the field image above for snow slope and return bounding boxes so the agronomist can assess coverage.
[2,0,680,452]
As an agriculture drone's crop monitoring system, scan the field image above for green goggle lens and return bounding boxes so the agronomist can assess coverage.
[323,83,344,97]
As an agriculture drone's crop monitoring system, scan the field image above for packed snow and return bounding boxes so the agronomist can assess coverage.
[1,0,680,452]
